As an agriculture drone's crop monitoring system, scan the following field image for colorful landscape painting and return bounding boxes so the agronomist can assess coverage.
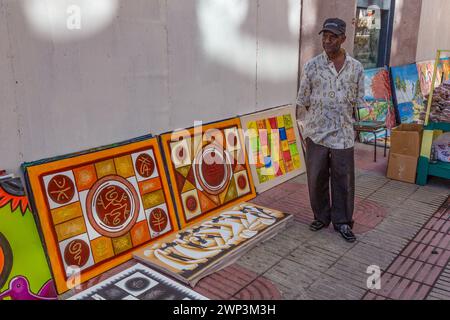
[358,67,395,144]
[391,64,425,124]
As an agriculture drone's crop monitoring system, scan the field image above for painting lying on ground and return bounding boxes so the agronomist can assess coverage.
[159,118,256,229]
[134,203,292,286]
[68,263,208,300]
[0,177,56,300]
[240,105,306,194]
[391,64,425,124]
[358,67,395,145]
[22,135,178,294]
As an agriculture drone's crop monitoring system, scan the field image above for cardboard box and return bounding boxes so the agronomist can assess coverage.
[390,124,424,157]
[386,153,419,184]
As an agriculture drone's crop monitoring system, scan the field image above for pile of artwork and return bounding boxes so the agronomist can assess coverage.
[425,82,450,123]
[23,135,179,294]
[0,177,56,300]
[69,263,208,300]
[134,118,293,286]
[355,59,450,147]
[240,105,306,193]
[357,67,395,144]
[391,64,425,124]
[18,113,297,298]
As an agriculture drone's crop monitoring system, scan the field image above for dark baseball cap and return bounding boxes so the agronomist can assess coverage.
[319,18,346,35]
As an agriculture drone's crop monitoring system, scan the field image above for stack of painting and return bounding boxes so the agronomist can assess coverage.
[133,118,292,286]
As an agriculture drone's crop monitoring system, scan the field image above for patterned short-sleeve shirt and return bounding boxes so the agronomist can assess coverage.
[296,51,365,150]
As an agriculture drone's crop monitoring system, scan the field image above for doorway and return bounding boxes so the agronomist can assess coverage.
[353,0,395,69]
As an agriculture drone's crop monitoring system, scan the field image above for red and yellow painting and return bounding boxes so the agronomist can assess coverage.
[23,137,178,294]
[160,118,256,228]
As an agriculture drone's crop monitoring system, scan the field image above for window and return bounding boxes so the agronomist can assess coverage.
[353,0,395,69]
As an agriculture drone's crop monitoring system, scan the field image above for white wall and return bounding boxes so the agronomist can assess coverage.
[416,0,450,62]
[0,0,300,175]
[299,0,357,71]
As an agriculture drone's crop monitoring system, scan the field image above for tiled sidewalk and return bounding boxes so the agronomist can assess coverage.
[194,143,450,300]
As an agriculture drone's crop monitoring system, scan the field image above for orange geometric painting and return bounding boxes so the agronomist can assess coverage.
[22,136,178,294]
[160,118,256,228]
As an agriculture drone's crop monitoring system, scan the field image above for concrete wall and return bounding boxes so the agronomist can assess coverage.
[416,0,450,62]
[389,0,422,66]
[0,0,300,175]
[299,0,357,71]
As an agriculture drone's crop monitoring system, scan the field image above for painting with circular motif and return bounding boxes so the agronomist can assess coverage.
[86,176,140,238]
[160,118,256,228]
[23,135,178,294]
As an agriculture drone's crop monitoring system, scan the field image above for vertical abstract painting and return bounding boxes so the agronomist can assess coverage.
[357,67,395,144]
[416,60,443,97]
[22,136,178,294]
[441,57,450,82]
[0,178,56,300]
[239,106,306,193]
[390,64,425,124]
[159,118,256,228]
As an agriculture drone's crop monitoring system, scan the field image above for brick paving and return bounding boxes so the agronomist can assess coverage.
[192,143,450,300]
[363,196,450,300]
[63,143,449,300]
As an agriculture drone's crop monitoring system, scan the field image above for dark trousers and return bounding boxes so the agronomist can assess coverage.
[305,138,355,227]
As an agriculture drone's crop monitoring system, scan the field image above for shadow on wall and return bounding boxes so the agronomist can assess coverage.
[1,0,300,175]
[196,0,300,81]
[168,0,301,130]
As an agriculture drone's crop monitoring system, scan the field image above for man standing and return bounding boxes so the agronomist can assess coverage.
[296,18,365,243]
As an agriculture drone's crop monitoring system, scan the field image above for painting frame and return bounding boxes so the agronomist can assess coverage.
[23,136,179,294]
[159,117,257,229]
[239,105,306,193]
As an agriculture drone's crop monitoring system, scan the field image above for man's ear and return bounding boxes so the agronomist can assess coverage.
[340,34,347,44]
